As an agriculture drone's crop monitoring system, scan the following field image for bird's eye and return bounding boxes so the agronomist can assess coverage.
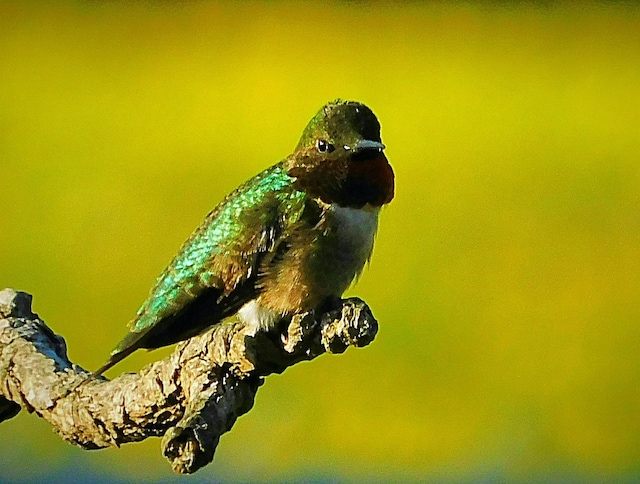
[316,139,335,154]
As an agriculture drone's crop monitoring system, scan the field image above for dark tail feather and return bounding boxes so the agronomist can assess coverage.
[93,326,154,377]
[93,342,139,377]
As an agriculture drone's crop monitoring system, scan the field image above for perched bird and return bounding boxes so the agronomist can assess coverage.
[95,99,394,375]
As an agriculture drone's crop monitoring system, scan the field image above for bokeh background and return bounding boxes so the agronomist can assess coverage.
[1,1,639,482]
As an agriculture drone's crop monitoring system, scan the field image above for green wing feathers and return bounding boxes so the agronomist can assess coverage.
[112,163,306,354]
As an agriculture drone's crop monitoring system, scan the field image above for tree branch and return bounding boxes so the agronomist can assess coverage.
[0,288,378,474]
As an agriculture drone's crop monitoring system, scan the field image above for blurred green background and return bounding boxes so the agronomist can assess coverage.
[1,1,639,482]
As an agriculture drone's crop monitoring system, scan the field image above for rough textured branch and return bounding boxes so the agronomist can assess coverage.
[0,288,377,474]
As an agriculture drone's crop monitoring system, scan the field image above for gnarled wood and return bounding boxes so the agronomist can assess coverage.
[0,288,377,474]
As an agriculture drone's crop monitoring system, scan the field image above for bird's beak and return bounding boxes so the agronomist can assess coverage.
[345,140,386,153]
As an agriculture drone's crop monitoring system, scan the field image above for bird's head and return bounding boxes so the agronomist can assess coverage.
[286,100,395,208]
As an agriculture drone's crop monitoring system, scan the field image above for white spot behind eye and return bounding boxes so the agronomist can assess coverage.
[316,139,336,153]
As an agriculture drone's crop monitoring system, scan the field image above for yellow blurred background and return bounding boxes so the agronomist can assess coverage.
[1,1,639,482]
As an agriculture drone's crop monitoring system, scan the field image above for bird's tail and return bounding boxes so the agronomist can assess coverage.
[93,322,157,377]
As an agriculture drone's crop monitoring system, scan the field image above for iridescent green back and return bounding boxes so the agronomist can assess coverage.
[127,163,306,337]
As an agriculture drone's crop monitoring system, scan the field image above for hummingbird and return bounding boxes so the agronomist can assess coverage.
[95,99,394,375]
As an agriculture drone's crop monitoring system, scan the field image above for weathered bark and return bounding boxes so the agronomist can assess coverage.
[0,288,377,474]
